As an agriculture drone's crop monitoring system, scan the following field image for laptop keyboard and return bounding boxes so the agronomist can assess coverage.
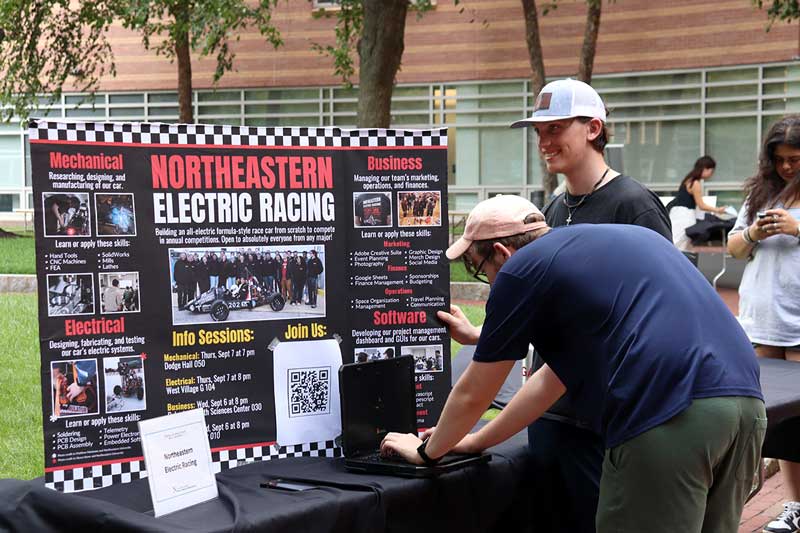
[358,451,409,464]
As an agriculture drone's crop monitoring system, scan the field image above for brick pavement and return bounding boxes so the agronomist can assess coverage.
[456,287,791,533]
[741,470,790,532]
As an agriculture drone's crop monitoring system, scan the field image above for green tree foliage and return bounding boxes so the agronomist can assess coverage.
[0,0,283,124]
[0,0,116,122]
[117,0,284,123]
[752,0,800,28]
[311,0,364,87]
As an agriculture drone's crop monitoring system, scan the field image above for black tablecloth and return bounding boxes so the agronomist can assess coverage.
[759,358,800,462]
[0,428,535,533]
[3,358,798,532]
[685,213,736,244]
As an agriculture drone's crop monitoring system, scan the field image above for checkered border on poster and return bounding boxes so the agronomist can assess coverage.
[28,120,448,148]
[45,459,147,493]
[44,440,340,492]
[212,439,341,473]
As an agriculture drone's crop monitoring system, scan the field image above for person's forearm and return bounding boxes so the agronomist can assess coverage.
[697,200,718,212]
[425,359,514,458]
[469,364,566,451]
[728,228,756,259]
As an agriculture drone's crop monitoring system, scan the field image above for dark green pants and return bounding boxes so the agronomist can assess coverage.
[596,396,767,533]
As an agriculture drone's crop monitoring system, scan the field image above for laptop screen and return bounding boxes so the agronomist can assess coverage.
[339,356,417,457]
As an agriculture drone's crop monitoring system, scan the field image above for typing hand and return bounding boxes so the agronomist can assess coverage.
[380,432,424,465]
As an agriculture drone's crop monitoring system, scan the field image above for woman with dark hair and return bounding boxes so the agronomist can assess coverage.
[668,155,727,250]
[728,115,800,533]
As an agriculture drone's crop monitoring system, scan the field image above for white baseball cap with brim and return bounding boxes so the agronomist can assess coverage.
[510,78,606,128]
[445,195,548,260]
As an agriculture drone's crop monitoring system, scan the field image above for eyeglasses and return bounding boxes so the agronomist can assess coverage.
[464,250,492,284]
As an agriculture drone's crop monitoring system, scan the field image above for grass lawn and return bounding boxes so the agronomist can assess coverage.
[449,259,472,282]
[0,293,43,480]
[0,230,36,275]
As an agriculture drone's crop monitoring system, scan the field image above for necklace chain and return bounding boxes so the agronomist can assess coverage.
[563,168,610,225]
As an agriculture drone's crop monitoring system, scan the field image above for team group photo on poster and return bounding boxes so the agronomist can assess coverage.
[169,244,326,325]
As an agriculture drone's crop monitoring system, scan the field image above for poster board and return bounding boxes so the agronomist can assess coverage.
[29,121,450,492]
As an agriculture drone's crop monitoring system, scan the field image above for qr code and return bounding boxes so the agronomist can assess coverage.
[288,367,330,417]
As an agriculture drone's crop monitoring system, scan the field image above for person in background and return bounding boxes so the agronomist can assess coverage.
[173,253,192,308]
[208,252,220,289]
[668,156,728,250]
[195,254,210,295]
[508,77,671,533]
[103,278,124,312]
[279,253,292,303]
[263,252,277,293]
[727,114,800,533]
[218,252,231,289]
[186,253,199,299]
[274,253,284,297]
[306,250,324,308]
[290,254,307,305]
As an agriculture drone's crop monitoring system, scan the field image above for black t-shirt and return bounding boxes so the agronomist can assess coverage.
[355,193,392,226]
[536,174,672,429]
[667,181,696,211]
[543,175,672,241]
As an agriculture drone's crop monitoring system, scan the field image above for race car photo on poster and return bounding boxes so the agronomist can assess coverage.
[103,355,147,414]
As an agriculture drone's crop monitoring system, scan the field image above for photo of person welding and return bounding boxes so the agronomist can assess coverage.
[95,193,136,236]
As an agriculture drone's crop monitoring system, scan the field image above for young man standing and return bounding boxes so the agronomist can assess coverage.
[380,195,765,532]
[511,78,670,237]
[510,78,671,532]
[306,250,324,308]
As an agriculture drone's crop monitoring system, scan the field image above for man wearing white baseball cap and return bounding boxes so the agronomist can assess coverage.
[380,194,764,532]
[510,78,669,236]
[511,78,672,532]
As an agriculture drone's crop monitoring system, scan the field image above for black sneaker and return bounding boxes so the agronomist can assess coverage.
[764,502,800,533]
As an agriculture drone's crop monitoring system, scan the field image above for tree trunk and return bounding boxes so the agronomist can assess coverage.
[521,0,557,196]
[577,0,601,84]
[173,1,194,123]
[357,0,408,128]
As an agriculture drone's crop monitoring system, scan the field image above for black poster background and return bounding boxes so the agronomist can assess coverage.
[29,122,450,492]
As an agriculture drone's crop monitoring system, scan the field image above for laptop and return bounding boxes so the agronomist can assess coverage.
[338,355,491,477]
